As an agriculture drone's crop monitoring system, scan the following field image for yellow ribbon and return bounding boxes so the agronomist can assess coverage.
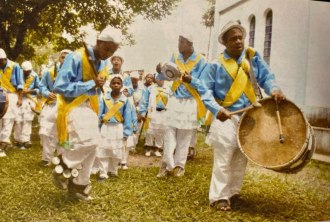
[172,53,206,123]
[156,87,168,107]
[0,61,16,93]
[218,48,257,107]
[57,47,106,148]
[102,99,124,123]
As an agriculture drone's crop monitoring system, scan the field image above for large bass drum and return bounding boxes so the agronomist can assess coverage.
[237,97,315,173]
[0,87,9,119]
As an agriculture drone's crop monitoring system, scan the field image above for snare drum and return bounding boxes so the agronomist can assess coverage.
[0,87,9,119]
[237,97,315,173]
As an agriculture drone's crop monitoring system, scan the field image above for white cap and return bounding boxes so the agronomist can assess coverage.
[0,48,7,59]
[130,71,139,79]
[218,20,246,45]
[60,49,72,54]
[110,74,123,83]
[179,34,193,43]
[22,61,33,71]
[98,27,122,45]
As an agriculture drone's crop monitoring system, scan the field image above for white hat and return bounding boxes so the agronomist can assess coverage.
[130,71,139,79]
[60,49,72,54]
[179,34,193,43]
[22,61,33,71]
[98,27,122,45]
[218,20,246,45]
[111,55,124,63]
[0,48,7,59]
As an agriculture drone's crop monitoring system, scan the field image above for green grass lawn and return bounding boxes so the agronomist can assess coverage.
[0,126,329,222]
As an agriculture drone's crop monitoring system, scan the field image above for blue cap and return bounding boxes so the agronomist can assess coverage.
[155,72,165,81]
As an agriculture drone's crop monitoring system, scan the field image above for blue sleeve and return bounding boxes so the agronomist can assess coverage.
[123,100,133,138]
[40,71,51,98]
[123,76,134,97]
[139,87,150,117]
[11,64,23,90]
[53,53,96,98]
[253,52,280,95]
[199,63,222,116]
[33,74,40,95]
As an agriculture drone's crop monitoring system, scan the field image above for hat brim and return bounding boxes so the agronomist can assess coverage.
[218,24,246,45]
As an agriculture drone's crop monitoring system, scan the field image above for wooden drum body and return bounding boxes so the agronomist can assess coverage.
[237,98,315,173]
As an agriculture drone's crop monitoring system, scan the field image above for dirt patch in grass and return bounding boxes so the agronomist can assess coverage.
[128,153,161,167]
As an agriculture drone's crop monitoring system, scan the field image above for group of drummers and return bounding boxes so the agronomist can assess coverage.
[0,20,286,211]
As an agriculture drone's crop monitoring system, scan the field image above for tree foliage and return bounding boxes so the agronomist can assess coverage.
[202,0,215,28]
[0,0,180,63]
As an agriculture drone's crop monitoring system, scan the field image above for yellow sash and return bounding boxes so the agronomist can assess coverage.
[156,87,168,107]
[57,47,107,148]
[102,99,124,123]
[218,48,257,107]
[172,53,206,123]
[0,61,16,93]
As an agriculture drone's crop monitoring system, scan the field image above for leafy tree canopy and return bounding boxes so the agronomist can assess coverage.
[202,0,215,28]
[0,0,180,64]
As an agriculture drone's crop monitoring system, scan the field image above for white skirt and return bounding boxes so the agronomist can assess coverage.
[163,96,197,130]
[38,103,57,136]
[66,102,100,149]
[97,122,123,158]
[2,93,18,120]
[148,109,167,132]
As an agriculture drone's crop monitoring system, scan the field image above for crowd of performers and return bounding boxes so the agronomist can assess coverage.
[0,21,285,211]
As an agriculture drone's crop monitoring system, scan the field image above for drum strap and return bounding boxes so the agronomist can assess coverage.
[172,53,206,124]
[56,48,105,149]
[102,99,124,123]
[0,61,16,93]
[218,48,257,107]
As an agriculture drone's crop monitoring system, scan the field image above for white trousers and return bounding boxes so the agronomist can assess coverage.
[13,121,32,143]
[0,119,15,143]
[145,128,164,149]
[40,135,57,162]
[98,157,121,178]
[163,126,194,170]
[189,129,197,148]
[208,115,247,204]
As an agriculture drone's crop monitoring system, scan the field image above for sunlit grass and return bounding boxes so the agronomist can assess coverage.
[0,124,329,221]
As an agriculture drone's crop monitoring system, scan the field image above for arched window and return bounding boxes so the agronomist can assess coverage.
[263,10,273,65]
[249,16,256,47]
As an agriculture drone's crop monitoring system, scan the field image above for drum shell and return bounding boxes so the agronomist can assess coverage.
[237,98,316,173]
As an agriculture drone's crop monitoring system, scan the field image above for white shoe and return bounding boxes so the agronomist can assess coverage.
[121,164,128,170]
[0,150,6,157]
[145,151,151,157]
[154,151,162,157]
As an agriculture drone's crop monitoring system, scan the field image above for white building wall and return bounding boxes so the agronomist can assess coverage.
[210,0,311,105]
[305,1,330,107]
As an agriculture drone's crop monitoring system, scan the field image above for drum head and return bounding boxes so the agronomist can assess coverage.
[161,62,181,81]
[237,98,308,169]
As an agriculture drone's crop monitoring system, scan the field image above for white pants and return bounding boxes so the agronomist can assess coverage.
[121,142,129,165]
[13,121,32,143]
[162,126,194,170]
[0,93,18,143]
[145,128,164,149]
[207,115,247,204]
[189,129,197,148]
[98,157,121,178]
[60,103,100,186]
[40,135,57,162]
[0,119,15,143]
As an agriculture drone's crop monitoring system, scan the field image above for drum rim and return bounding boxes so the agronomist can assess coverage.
[236,97,312,169]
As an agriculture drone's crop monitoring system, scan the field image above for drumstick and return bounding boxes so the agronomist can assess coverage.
[275,100,285,143]
[229,101,262,115]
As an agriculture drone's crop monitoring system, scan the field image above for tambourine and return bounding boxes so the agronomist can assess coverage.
[160,62,181,81]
